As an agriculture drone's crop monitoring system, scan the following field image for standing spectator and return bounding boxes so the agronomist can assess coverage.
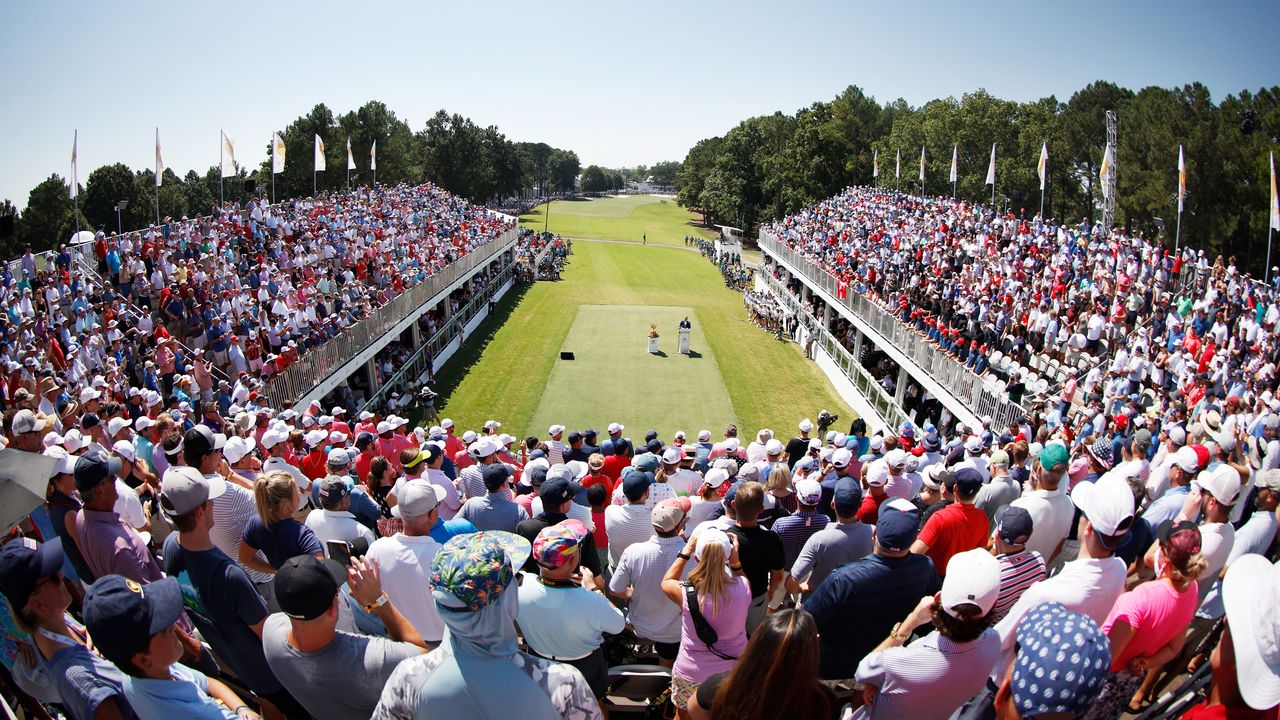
[725,481,785,634]
[988,506,1046,623]
[305,476,377,551]
[911,467,989,577]
[788,477,873,597]
[604,469,655,568]
[853,549,1003,719]
[372,532,601,720]
[1009,443,1076,566]
[518,521,623,704]
[804,499,940,680]
[660,529,751,718]
[608,502,689,668]
[365,481,446,645]
[262,555,426,720]
[72,452,164,583]
[240,471,323,573]
[516,476,604,584]
[182,424,271,586]
[974,449,1021,528]
[459,464,528,532]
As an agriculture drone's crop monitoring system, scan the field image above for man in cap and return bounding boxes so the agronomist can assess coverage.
[181,424,271,585]
[788,477,874,597]
[608,500,690,667]
[974,449,1021,528]
[306,476,377,549]
[459,464,528,533]
[262,554,427,720]
[546,425,569,465]
[805,498,941,679]
[989,506,1046,623]
[912,467,989,577]
[1176,462,1240,605]
[72,451,164,584]
[158,466,308,717]
[458,437,501,501]
[820,448,861,521]
[261,423,310,493]
[857,461,891,525]
[366,481,447,645]
[1008,443,1076,566]
[519,520,624,703]
[787,418,815,469]
[82,574,258,720]
[855,549,1004,718]
[516,475,604,587]
[604,469,655,568]
[0,536,131,718]
[770,479,829,572]
[8,409,51,452]
[993,603,1112,719]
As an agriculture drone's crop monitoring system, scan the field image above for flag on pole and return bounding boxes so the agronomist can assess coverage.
[370,140,377,171]
[315,135,326,172]
[272,133,286,174]
[1177,146,1186,213]
[1270,151,1279,232]
[919,146,926,183]
[873,149,878,178]
[346,138,355,171]
[949,144,957,183]
[985,143,997,186]
[1100,142,1115,199]
[70,130,79,199]
[155,129,165,187]
[895,149,901,180]
[1037,142,1048,191]
[220,131,237,178]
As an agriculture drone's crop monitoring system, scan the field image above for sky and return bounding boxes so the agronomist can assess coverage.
[2,0,1277,208]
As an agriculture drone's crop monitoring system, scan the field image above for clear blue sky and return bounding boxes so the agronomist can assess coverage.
[2,0,1277,207]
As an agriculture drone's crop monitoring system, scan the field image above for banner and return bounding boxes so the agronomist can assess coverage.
[347,138,355,170]
[1177,146,1186,214]
[985,143,996,186]
[315,135,326,172]
[919,146,925,183]
[371,140,377,171]
[1100,142,1115,199]
[1271,151,1279,232]
[272,133,286,174]
[1037,142,1048,190]
[895,149,901,180]
[155,128,165,187]
[220,131,237,178]
[949,144,957,184]
[873,149,878,178]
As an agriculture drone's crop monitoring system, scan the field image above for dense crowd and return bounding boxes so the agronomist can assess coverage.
[1,384,1278,719]
[0,182,515,412]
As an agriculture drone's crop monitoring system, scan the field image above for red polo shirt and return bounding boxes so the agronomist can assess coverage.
[917,501,989,576]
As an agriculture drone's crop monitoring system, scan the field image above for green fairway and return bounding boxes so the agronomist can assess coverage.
[526,305,736,437]
[434,240,855,440]
[519,194,719,246]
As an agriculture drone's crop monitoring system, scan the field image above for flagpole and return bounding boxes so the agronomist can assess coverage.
[1174,206,1182,256]
[219,131,224,206]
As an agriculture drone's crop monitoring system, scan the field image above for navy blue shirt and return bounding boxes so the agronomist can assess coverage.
[242,517,323,569]
[803,552,941,679]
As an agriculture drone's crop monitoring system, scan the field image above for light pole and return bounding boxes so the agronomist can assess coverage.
[543,197,553,238]
[114,200,129,235]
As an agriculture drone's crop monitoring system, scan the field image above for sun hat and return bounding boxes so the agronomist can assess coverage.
[431,532,531,613]
[1222,554,1280,710]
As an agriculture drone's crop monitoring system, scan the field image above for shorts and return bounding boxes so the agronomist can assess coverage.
[652,641,680,661]
[535,646,610,699]
[671,673,701,711]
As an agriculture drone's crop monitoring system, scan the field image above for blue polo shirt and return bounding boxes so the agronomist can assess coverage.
[430,516,478,544]
[803,552,940,679]
[123,664,235,719]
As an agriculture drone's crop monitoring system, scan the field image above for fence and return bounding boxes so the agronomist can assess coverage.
[759,231,1027,430]
[359,263,518,414]
[758,271,911,429]
[262,229,518,408]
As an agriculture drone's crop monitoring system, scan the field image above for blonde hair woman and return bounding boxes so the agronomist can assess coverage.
[661,528,751,719]
[239,470,324,573]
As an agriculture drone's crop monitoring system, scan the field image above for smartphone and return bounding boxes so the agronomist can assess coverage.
[326,540,352,567]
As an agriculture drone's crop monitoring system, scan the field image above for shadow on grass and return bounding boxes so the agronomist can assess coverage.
[431,282,532,408]
[651,350,668,358]
[686,350,703,359]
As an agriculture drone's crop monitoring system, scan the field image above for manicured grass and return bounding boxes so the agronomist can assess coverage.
[526,305,736,437]
[435,240,855,440]
[519,195,720,246]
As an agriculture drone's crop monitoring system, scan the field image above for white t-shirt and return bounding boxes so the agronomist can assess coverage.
[304,509,376,550]
[1197,522,1236,604]
[366,534,445,643]
[113,479,148,531]
[1010,487,1075,563]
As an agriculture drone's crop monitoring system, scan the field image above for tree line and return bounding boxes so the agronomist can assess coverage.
[2,101,582,257]
[579,161,681,194]
[678,82,1280,271]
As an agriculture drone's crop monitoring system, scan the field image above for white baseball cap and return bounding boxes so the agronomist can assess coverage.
[548,424,565,436]
[702,468,730,489]
[441,418,454,429]
[135,416,156,431]
[328,431,348,445]
[799,418,814,432]
[62,429,87,453]
[764,439,784,456]
[831,448,853,468]
[694,528,732,564]
[461,430,478,443]
[698,429,712,442]
[941,549,1002,618]
[106,417,131,437]
[1071,474,1136,538]
[661,447,682,465]
[608,422,624,434]
[304,429,329,447]
[965,435,984,452]
[868,435,884,452]
[795,479,822,505]
[224,436,256,465]
[866,461,889,487]
[260,428,288,450]
[1221,554,1280,710]
[884,449,908,469]
[1197,463,1242,506]
[79,387,101,403]
[112,440,137,463]
[376,421,393,435]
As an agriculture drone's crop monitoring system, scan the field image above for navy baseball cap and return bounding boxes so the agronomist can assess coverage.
[540,477,581,506]
[421,444,442,464]
[995,505,1034,545]
[953,467,985,495]
[622,469,654,501]
[74,451,122,493]
[0,537,64,611]
[876,498,922,552]
[583,429,598,441]
[82,575,184,667]
[525,464,549,486]
[833,477,863,516]
[482,464,512,492]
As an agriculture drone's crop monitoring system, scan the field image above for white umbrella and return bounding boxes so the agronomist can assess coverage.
[0,449,54,533]
[69,230,94,245]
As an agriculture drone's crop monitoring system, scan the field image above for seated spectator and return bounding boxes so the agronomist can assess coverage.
[685,609,836,720]
[262,555,426,720]
[372,532,600,720]
[853,549,1004,718]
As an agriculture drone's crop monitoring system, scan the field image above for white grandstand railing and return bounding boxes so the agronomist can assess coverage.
[759,270,911,429]
[262,228,517,409]
[759,231,1027,430]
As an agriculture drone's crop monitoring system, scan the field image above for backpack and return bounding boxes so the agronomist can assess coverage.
[681,582,737,662]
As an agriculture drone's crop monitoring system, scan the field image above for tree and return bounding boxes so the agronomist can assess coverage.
[677,136,723,211]
[15,175,86,253]
[548,149,580,192]
[580,165,610,193]
[649,160,681,186]
[82,163,144,233]
[518,142,554,195]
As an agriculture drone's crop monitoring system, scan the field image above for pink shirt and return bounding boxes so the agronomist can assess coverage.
[1102,577,1200,671]
[672,575,751,684]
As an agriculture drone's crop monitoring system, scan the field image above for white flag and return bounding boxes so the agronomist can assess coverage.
[1270,152,1279,232]
[347,138,355,171]
[985,143,997,186]
[1100,142,1115,199]
[370,140,377,171]
[155,128,165,187]
[70,130,79,199]
[1177,146,1186,214]
[272,133,286,174]
[873,149,878,178]
[220,131,237,178]
[949,144,957,184]
[895,149,901,180]
[1037,142,1048,191]
[919,146,926,183]
[315,135,326,172]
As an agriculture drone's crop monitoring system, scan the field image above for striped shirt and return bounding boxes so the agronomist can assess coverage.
[458,465,486,500]
[771,511,830,569]
[547,440,569,466]
[604,503,655,567]
[991,550,1047,623]
[459,492,528,533]
[853,630,1001,719]
[210,479,273,583]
